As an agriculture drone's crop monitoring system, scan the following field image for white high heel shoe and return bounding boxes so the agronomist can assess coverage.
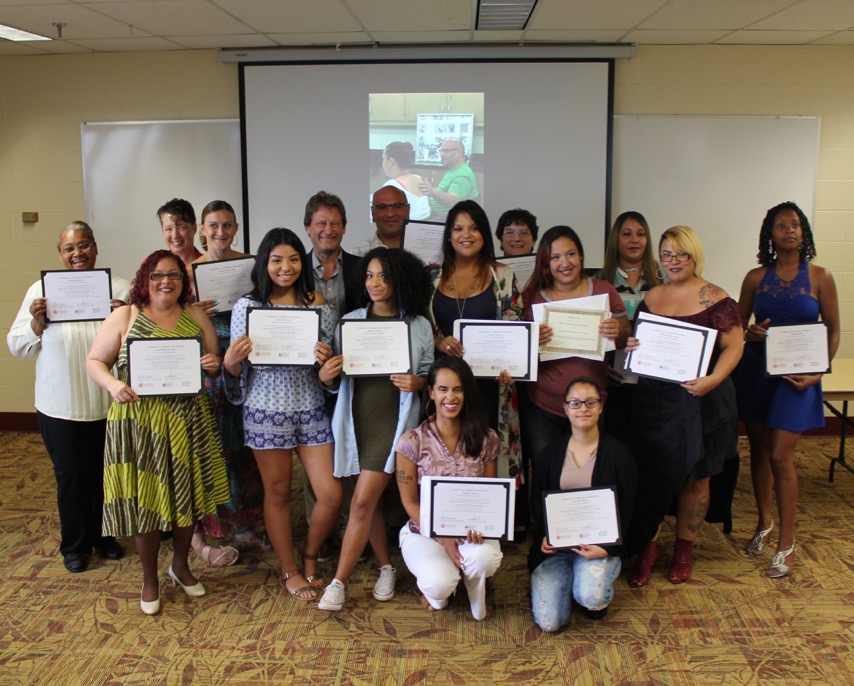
[140,585,161,615]
[168,565,206,597]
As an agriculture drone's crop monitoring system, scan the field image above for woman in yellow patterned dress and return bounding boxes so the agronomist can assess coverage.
[87,250,229,615]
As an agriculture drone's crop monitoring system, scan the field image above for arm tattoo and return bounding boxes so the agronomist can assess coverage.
[396,469,413,484]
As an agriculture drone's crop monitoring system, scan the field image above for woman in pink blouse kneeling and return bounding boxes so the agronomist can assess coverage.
[395,357,503,621]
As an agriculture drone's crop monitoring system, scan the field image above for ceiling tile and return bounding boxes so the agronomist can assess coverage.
[213,0,362,33]
[65,35,182,50]
[80,0,252,36]
[749,0,854,30]
[168,33,277,49]
[716,29,837,44]
[0,40,53,55]
[622,29,733,44]
[523,29,630,43]
[640,0,798,30]
[528,0,668,31]
[346,0,470,32]
[266,31,372,46]
[0,2,149,39]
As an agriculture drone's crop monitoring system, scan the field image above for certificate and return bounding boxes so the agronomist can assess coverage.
[543,487,621,548]
[765,322,830,376]
[246,307,320,367]
[41,268,113,322]
[542,305,607,357]
[453,319,538,381]
[496,254,536,291]
[192,256,254,313]
[401,221,445,266]
[127,337,203,397]
[627,312,716,383]
[420,476,516,541]
[340,319,412,376]
[531,293,616,362]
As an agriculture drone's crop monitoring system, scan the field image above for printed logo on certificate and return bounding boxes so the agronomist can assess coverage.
[127,337,203,397]
[419,476,516,541]
[41,268,113,323]
[246,307,321,367]
[764,322,830,377]
[541,305,607,357]
[543,486,621,548]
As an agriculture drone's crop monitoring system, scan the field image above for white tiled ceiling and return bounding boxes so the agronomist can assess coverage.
[0,0,851,55]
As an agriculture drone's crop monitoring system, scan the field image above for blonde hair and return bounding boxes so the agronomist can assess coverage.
[660,225,704,277]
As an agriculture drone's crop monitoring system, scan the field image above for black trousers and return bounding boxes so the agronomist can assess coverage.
[37,411,110,556]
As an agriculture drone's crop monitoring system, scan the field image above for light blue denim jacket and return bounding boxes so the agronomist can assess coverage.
[330,308,435,477]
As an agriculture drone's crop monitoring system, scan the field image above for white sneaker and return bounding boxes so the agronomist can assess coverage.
[373,565,396,602]
[318,579,346,611]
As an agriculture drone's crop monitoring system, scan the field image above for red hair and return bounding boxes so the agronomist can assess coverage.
[131,250,193,308]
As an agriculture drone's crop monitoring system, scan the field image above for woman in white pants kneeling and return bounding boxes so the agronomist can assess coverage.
[395,357,503,620]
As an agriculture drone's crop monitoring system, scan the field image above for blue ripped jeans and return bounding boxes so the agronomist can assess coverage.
[530,551,622,632]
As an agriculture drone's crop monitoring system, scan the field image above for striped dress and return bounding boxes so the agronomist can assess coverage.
[102,309,230,536]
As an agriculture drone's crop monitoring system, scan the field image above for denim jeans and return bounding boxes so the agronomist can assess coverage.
[530,552,622,632]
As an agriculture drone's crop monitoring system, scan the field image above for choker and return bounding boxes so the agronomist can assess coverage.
[620,265,643,274]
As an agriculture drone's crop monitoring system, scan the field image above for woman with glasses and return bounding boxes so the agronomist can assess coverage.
[87,250,229,615]
[529,377,637,632]
[625,226,744,586]
[8,222,130,574]
[734,202,839,578]
[379,141,430,221]
[495,208,538,257]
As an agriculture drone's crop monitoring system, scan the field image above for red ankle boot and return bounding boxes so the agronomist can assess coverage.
[628,540,659,587]
[669,538,694,584]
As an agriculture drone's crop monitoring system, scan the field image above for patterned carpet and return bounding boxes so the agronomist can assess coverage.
[0,431,851,686]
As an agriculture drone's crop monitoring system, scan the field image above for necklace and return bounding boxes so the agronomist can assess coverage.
[451,274,480,318]
[620,264,643,274]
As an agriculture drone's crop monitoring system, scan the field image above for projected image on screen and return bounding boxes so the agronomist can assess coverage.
[369,93,484,222]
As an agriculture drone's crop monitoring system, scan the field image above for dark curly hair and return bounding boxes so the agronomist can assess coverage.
[249,228,316,305]
[757,201,816,266]
[131,250,193,308]
[353,247,432,319]
[426,356,490,457]
[440,200,497,281]
[495,207,539,243]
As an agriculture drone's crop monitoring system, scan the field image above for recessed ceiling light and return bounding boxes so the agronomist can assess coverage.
[477,0,539,30]
[0,24,51,42]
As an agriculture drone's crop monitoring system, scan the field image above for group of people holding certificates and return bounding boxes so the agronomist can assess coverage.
[9,194,837,629]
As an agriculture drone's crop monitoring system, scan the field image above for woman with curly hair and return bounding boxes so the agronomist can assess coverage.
[734,201,839,578]
[87,250,229,615]
[317,247,434,611]
[223,228,342,601]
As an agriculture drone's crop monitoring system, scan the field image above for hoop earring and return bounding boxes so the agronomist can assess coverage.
[232,236,238,247]
[656,267,667,281]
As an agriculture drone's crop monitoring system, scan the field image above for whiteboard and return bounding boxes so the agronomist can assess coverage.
[82,120,243,284]
[612,116,819,297]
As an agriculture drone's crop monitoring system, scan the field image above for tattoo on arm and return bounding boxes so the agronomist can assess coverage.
[396,469,413,484]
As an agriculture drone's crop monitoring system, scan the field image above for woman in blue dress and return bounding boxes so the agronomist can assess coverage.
[735,201,839,578]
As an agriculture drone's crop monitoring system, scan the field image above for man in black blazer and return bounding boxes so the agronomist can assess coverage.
[303,191,359,317]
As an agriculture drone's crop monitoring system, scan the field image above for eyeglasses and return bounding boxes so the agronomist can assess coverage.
[60,241,95,254]
[372,203,408,211]
[503,229,531,238]
[659,251,691,263]
[438,147,460,154]
[149,271,182,281]
[565,398,602,409]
